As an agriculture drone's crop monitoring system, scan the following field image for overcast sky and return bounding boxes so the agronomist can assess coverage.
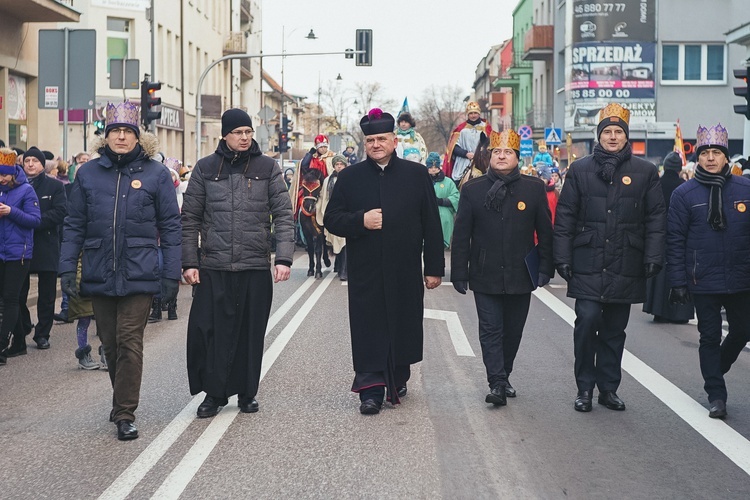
[261,0,515,114]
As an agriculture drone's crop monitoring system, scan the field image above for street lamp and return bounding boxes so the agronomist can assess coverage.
[281,26,316,159]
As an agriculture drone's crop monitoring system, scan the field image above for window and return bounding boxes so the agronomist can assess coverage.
[661,43,725,84]
[107,18,131,73]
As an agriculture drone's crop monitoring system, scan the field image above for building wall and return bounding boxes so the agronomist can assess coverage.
[512,0,533,130]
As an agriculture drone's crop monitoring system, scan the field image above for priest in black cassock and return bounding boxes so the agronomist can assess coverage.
[324,108,445,415]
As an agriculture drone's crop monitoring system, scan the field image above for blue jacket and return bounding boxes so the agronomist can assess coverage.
[0,166,41,262]
[60,148,182,297]
[667,175,750,294]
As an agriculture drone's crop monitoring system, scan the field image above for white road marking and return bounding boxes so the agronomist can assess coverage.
[424,309,475,357]
[532,287,750,476]
[150,271,337,499]
[97,257,316,500]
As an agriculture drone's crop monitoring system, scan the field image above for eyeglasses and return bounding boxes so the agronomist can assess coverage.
[109,127,136,136]
[230,129,254,137]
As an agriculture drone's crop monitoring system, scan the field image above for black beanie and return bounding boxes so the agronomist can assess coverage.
[597,118,629,141]
[663,151,683,171]
[24,147,46,166]
[221,108,253,137]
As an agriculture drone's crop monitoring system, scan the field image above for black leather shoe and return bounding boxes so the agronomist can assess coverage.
[54,310,73,323]
[116,420,139,441]
[485,387,507,406]
[505,382,517,398]
[197,395,228,418]
[708,400,727,419]
[359,399,382,415]
[238,396,259,413]
[397,386,407,398]
[574,391,592,412]
[598,391,626,411]
[35,338,50,350]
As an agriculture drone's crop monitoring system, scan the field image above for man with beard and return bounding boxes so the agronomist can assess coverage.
[182,108,294,418]
[324,108,444,415]
[667,124,750,419]
[554,103,665,413]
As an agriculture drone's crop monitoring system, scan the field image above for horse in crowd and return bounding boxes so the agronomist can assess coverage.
[297,172,330,278]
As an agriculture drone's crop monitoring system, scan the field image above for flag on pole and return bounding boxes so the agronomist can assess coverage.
[674,119,686,165]
[397,97,410,118]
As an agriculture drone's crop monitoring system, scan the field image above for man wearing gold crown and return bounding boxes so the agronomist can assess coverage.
[667,123,750,420]
[451,129,553,406]
[443,101,493,183]
[554,103,665,413]
[60,101,182,440]
[324,108,444,415]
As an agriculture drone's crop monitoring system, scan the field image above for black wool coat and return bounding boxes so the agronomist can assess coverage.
[29,174,66,273]
[554,153,665,303]
[324,155,444,372]
[451,173,554,294]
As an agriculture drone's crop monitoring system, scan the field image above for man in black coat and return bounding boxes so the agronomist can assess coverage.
[8,147,66,354]
[554,103,665,413]
[451,129,553,406]
[324,108,444,415]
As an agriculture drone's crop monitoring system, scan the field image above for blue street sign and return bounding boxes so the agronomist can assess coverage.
[518,125,533,140]
[544,127,562,145]
[520,139,534,157]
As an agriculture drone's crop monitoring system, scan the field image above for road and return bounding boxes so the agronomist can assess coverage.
[1,251,749,499]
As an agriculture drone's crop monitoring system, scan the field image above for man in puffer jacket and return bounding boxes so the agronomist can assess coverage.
[667,123,750,420]
[182,108,295,419]
[60,101,182,441]
[554,103,665,413]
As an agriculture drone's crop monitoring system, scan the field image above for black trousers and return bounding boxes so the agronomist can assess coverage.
[692,292,750,403]
[15,271,58,342]
[0,260,31,351]
[356,365,411,402]
[474,292,531,389]
[573,299,631,393]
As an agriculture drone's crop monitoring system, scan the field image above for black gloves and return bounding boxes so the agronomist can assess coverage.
[538,273,551,287]
[556,264,573,282]
[453,281,468,295]
[309,147,317,155]
[644,263,662,278]
[60,272,78,298]
[161,279,180,304]
[436,198,453,208]
[669,286,691,305]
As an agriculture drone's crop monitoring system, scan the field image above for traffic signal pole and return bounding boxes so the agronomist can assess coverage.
[733,65,750,157]
[194,50,364,162]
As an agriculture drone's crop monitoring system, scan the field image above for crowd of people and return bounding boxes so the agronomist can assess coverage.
[1,99,749,442]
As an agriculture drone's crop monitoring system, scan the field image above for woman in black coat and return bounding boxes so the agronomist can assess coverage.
[643,152,694,323]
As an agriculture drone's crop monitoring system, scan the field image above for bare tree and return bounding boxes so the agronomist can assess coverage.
[344,82,397,157]
[414,84,467,153]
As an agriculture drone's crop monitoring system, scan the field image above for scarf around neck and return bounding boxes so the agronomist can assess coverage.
[103,143,143,168]
[484,166,521,212]
[694,164,731,231]
[397,127,416,141]
[593,142,632,183]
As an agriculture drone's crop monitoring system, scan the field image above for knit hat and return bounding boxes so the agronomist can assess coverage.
[314,134,329,147]
[23,147,46,167]
[397,112,415,128]
[695,123,729,159]
[0,148,17,175]
[105,101,140,138]
[403,147,421,162]
[663,151,683,171]
[332,154,347,167]
[597,103,630,140]
[221,108,253,137]
[360,108,395,136]
[426,152,441,168]
[165,157,181,171]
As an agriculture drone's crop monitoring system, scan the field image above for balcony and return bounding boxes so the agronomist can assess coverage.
[0,0,80,22]
[525,106,554,131]
[240,0,253,24]
[240,58,253,80]
[488,91,506,111]
[506,51,532,76]
[523,25,553,61]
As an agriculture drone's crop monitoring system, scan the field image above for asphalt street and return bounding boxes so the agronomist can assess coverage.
[1,251,749,499]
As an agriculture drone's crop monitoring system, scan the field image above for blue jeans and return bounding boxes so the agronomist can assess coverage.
[692,292,750,403]
[474,292,531,389]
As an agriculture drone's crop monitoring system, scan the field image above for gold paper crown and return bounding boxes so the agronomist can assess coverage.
[598,103,630,126]
[489,130,521,151]
[0,150,17,167]
[466,101,481,114]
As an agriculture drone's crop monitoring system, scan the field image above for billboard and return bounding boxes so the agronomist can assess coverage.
[565,0,656,130]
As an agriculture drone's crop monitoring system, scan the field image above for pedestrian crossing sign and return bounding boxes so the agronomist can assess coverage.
[544,128,562,145]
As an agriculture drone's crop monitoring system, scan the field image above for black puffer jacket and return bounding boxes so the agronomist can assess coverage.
[553,153,665,303]
[181,140,294,271]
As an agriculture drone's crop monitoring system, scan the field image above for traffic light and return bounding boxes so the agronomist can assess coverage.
[93,119,105,135]
[278,132,289,153]
[140,79,162,128]
[733,68,750,119]
[355,29,372,67]
[282,116,290,134]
